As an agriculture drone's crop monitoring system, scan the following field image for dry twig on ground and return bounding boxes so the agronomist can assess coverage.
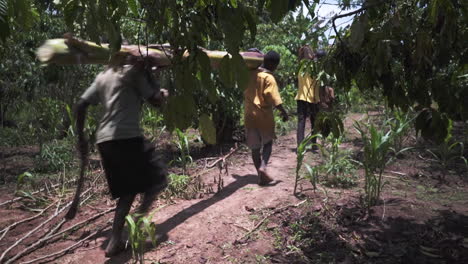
[5,207,114,264]
[20,220,112,264]
[0,187,93,263]
[237,200,307,242]
[0,201,57,242]
[0,179,77,207]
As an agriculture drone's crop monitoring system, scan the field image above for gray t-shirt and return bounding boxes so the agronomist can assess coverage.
[80,65,156,144]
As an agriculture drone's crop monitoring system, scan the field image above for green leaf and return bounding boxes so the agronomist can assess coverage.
[268,0,289,23]
[219,55,235,87]
[199,114,216,145]
[163,95,196,131]
[127,0,138,16]
[17,172,33,187]
[0,0,9,41]
[197,51,217,103]
[107,22,122,54]
[230,0,238,8]
[0,0,7,23]
[243,6,257,41]
[349,16,366,52]
[232,53,249,90]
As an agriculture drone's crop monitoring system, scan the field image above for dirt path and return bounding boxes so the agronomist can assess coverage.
[2,114,467,263]
[56,131,309,264]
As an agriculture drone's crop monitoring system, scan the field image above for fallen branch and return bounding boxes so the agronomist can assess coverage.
[386,170,407,176]
[0,201,72,263]
[46,207,114,242]
[207,144,239,168]
[229,222,249,232]
[237,200,307,242]
[20,220,112,264]
[5,207,113,264]
[0,201,57,242]
[0,188,92,263]
[5,219,67,264]
[0,179,76,207]
[191,167,216,179]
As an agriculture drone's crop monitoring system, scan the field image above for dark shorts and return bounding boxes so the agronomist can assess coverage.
[97,137,167,199]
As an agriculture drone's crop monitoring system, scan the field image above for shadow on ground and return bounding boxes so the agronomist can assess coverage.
[103,173,268,264]
[267,199,468,264]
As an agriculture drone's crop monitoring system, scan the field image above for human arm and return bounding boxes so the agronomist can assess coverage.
[263,75,288,121]
[132,64,169,108]
[146,88,169,108]
[275,104,289,122]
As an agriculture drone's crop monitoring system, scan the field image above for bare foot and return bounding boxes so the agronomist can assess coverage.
[105,237,125,257]
[137,178,168,214]
[258,168,273,186]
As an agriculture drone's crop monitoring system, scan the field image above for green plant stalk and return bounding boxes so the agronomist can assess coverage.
[294,134,319,195]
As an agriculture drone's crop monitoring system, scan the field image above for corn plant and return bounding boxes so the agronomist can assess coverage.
[318,134,357,188]
[15,171,48,208]
[125,211,158,264]
[354,122,394,208]
[172,128,192,175]
[16,171,34,192]
[303,163,318,191]
[294,134,320,195]
[384,108,415,155]
[426,120,468,179]
[35,139,75,173]
[141,105,166,140]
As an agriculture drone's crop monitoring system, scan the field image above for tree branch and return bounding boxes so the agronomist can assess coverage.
[332,1,384,43]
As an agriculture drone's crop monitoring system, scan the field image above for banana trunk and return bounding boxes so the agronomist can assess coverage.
[36,38,263,69]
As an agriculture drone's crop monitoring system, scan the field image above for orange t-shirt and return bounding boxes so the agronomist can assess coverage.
[243,69,283,136]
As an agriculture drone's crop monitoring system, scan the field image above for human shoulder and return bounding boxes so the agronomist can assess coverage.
[256,68,275,81]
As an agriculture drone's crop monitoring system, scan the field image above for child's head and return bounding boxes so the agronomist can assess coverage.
[315,49,327,60]
[298,45,314,60]
[263,51,280,72]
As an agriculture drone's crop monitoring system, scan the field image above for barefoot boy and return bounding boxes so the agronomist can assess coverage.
[75,60,168,257]
[244,51,289,185]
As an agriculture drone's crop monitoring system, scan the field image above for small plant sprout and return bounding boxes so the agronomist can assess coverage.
[125,209,158,264]
[172,128,193,175]
[294,133,320,195]
[426,119,468,180]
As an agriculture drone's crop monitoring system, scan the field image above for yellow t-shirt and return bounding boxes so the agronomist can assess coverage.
[244,69,283,135]
[295,73,320,103]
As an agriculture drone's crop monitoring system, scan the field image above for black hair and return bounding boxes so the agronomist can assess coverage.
[263,50,280,71]
[315,49,327,59]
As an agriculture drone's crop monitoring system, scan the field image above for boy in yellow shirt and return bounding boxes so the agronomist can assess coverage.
[244,51,289,185]
[295,46,326,149]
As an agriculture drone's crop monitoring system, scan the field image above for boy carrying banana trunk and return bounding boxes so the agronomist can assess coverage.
[296,46,334,150]
[244,51,289,185]
[75,57,168,257]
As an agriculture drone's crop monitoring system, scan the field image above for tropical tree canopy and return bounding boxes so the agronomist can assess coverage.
[1,0,466,142]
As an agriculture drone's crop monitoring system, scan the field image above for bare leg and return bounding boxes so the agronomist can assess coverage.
[136,178,168,215]
[258,141,273,185]
[251,148,262,171]
[310,103,319,149]
[297,101,307,147]
[261,141,272,168]
[105,194,135,257]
